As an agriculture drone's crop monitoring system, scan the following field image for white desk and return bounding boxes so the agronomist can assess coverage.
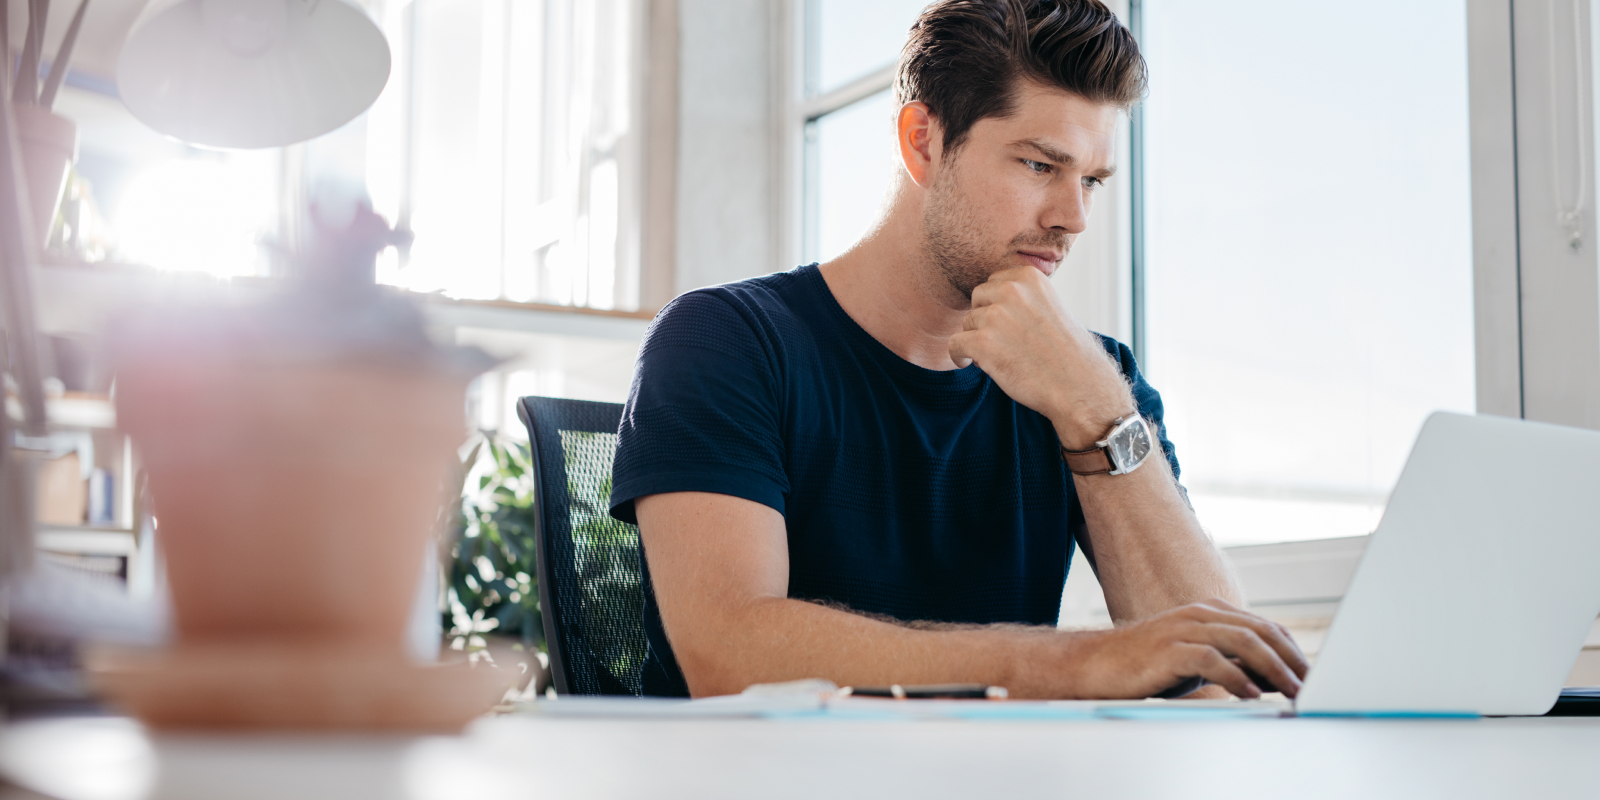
[3,713,1598,800]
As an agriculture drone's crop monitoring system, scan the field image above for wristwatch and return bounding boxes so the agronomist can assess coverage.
[1060,415,1154,476]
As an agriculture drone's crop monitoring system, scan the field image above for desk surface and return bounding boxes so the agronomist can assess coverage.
[3,713,1599,800]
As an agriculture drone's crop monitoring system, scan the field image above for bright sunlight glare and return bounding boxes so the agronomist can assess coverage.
[114,153,279,278]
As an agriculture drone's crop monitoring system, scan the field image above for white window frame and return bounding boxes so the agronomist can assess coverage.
[1469,0,1600,429]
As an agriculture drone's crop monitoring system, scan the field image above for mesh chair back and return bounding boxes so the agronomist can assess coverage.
[516,396,645,696]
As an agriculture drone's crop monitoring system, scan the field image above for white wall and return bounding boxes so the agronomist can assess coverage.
[675,0,779,294]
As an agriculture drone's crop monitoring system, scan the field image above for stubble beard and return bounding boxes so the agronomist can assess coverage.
[922,163,1074,304]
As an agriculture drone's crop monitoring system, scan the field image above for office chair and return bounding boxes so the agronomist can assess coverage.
[515,396,645,696]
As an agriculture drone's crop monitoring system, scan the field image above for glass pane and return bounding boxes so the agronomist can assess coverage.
[387,0,502,300]
[808,89,899,263]
[111,149,279,278]
[809,0,930,95]
[1141,0,1475,547]
[366,0,637,309]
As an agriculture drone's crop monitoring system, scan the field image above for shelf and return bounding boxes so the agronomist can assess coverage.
[6,395,117,430]
[37,525,137,556]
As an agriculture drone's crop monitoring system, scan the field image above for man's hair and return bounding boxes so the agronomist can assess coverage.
[895,0,1147,153]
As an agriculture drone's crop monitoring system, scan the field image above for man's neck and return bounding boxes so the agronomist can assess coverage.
[817,187,970,372]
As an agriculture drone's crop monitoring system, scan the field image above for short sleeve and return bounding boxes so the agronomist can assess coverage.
[609,291,790,524]
[1096,334,1182,482]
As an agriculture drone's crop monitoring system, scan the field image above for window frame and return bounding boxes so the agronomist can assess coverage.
[368,0,674,317]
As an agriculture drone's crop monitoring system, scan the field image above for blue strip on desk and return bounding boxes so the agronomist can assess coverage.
[1297,711,1481,719]
[1095,706,1287,721]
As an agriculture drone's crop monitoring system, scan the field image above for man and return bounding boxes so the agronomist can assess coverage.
[609,0,1308,699]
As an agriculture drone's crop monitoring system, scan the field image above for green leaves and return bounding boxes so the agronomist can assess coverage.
[445,426,645,691]
[445,433,543,652]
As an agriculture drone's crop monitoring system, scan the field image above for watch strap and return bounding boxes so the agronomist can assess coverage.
[1060,443,1114,476]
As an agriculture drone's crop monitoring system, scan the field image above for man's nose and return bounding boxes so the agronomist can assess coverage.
[1042,184,1091,235]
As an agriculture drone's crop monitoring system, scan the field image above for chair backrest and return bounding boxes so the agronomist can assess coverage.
[516,396,645,696]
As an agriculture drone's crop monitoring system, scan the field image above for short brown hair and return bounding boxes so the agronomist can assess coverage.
[895,0,1147,152]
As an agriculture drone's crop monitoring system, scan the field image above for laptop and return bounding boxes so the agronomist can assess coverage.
[1291,411,1600,716]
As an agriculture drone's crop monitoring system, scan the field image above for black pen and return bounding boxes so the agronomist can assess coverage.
[840,683,1009,700]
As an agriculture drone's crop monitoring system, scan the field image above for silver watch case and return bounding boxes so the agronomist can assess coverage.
[1099,415,1154,475]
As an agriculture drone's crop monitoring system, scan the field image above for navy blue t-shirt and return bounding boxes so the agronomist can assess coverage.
[609,264,1179,697]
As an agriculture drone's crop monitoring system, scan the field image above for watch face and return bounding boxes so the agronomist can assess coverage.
[1108,418,1153,473]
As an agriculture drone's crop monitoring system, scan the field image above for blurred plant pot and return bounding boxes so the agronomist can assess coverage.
[12,103,76,249]
[115,354,469,654]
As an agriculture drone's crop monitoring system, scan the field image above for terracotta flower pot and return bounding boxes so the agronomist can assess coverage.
[97,224,506,729]
[114,353,469,654]
[12,103,76,248]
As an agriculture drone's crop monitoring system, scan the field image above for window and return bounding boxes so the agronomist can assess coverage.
[801,0,929,263]
[108,149,280,279]
[367,0,644,310]
[1138,0,1476,546]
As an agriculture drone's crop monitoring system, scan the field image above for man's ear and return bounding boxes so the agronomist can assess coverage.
[897,102,940,188]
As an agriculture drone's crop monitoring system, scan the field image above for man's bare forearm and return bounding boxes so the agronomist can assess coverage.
[665,595,1081,698]
[1068,438,1241,623]
[639,491,1301,702]
[638,491,1097,698]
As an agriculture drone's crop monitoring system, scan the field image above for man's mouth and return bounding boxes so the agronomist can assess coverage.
[1016,249,1062,275]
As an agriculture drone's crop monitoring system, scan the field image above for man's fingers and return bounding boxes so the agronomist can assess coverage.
[968,268,1038,308]
[1260,620,1309,680]
[1175,644,1259,699]
[1211,607,1310,682]
[962,307,985,331]
[948,330,977,368]
[1180,600,1311,681]
[1199,623,1302,698]
[969,280,998,309]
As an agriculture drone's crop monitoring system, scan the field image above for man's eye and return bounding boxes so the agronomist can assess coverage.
[1022,159,1052,174]
[1082,175,1104,190]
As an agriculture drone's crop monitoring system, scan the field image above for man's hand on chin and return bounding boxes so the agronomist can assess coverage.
[946,266,1132,448]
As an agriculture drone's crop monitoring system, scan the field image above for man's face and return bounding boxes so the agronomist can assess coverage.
[922,80,1120,302]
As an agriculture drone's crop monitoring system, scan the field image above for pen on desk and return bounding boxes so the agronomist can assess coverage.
[840,683,1009,700]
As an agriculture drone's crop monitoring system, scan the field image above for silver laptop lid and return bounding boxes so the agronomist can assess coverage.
[1295,412,1600,716]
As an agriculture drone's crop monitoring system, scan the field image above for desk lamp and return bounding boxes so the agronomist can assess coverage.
[116,0,390,149]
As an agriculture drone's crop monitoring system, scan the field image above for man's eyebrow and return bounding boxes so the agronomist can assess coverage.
[1012,138,1116,179]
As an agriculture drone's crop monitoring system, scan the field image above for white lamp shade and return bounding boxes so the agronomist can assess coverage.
[116,0,391,149]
